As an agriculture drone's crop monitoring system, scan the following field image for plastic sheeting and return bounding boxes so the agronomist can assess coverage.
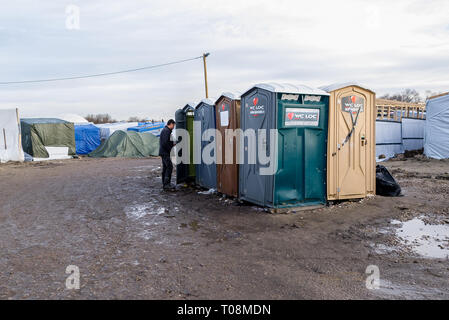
[0,108,24,163]
[96,122,139,141]
[402,118,425,151]
[21,118,75,159]
[425,94,449,159]
[127,122,165,136]
[376,120,403,160]
[57,114,89,124]
[88,130,159,158]
[75,124,101,155]
[376,119,426,160]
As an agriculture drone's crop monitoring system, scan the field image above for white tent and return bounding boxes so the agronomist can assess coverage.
[0,108,25,163]
[57,113,90,125]
[96,122,139,141]
[424,92,449,159]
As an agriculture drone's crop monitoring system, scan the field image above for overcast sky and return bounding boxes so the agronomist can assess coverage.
[0,0,448,120]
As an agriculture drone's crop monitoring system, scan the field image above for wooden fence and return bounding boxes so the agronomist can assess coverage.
[376,99,426,121]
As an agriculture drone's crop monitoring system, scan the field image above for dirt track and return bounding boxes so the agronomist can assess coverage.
[0,156,448,299]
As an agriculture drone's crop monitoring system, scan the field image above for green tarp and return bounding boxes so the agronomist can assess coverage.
[89,130,160,158]
[21,118,76,158]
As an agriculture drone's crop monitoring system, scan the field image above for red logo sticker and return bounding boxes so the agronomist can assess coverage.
[287,113,294,120]
[253,97,258,106]
[222,104,225,110]
[351,96,356,103]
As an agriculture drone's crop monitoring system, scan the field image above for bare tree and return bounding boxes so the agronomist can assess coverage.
[425,90,442,100]
[128,116,148,123]
[380,89,423,103]
[85,114,117,124]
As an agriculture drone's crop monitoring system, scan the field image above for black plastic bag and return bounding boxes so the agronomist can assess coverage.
[376,165,402,197]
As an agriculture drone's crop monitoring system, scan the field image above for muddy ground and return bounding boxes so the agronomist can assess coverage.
[0,156,448,300]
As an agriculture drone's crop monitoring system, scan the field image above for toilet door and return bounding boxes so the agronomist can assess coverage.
[275,101,327,206]
[334,88,372,198]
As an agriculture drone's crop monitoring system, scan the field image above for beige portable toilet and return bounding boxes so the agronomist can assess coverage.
[320,83,376,200]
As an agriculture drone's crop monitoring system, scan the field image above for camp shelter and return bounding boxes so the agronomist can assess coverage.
[88,130,159,158]
[75,124,101,155]
[215,92,241,197]
[194,98,217,190]
[96,122,139,141]
[424,92,449,159]
[320,83,376,200]
[239,83,329,209]
[175,103,196,184]
[0,108,24,163]
[21,118,75,159]
[58,114,90,125]
[128,122,165,137]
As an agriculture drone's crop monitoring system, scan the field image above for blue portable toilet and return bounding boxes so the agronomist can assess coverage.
[194,98,217,190]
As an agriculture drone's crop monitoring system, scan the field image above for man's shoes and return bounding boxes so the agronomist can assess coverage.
[163,183,176,191]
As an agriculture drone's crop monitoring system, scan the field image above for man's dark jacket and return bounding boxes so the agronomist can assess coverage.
[159,126,174,156]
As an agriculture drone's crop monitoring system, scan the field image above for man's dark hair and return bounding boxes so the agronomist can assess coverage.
[167,119,175,126]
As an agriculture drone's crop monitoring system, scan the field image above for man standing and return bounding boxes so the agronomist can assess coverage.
[159,119,176,190]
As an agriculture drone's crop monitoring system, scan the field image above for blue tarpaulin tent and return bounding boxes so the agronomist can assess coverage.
[75,124,101,155]
[127,122,165,136]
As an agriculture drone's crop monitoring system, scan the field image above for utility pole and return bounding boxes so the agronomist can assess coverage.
[202,53,210,98]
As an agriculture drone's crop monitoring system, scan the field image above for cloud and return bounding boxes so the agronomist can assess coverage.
[0,0,448,120]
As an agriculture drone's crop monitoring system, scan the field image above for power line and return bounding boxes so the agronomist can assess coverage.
[0,55,203,85]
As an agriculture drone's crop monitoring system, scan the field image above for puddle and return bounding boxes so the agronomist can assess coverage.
[391,217,449,259]
[198,189,216,195]
[376,279,448,299]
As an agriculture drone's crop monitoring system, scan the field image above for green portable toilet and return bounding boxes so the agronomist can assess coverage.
[175,103,196,184]
[239,83,330,209]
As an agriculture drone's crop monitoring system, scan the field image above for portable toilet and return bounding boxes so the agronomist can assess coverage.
[175,103,196,184]
[239,83,330,209]
[194,99,217,190]
[320,83,376,200]
[215,92,241,197]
